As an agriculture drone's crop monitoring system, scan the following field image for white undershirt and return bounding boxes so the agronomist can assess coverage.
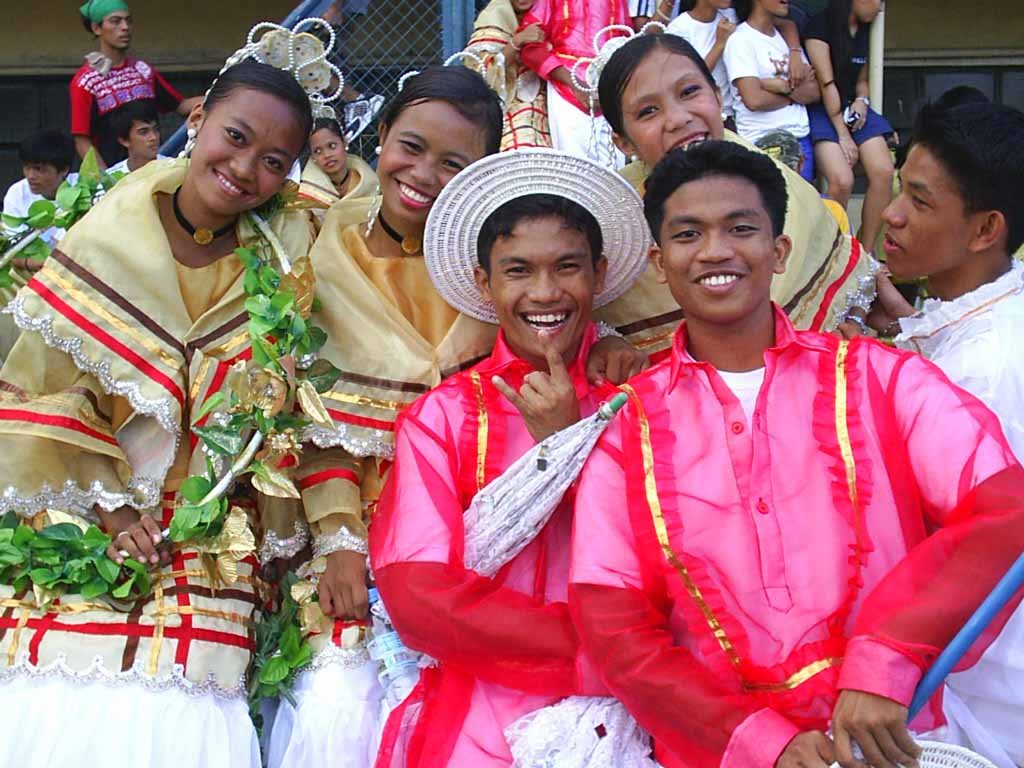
[717,367,766,426]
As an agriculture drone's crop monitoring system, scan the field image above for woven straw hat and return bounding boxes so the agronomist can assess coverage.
[423,148,652,324]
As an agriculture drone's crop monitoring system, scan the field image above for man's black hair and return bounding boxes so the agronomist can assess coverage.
[931,85,989,112]
[110,99,160,142]
[643,141,788,244]
[909,102,1024,255]
[18,129,76,171]
[477,194,604,273]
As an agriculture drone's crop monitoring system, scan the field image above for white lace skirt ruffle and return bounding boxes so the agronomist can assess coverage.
[266,650,385,768]
[505,695,659,768]
[0,665,259,767]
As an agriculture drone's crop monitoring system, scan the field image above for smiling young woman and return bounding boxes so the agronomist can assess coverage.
[587,31,879,351]
[0,57,314,768]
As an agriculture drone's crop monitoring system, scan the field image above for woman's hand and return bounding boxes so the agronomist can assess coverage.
[319,549,370,620]
[102,507,169,567]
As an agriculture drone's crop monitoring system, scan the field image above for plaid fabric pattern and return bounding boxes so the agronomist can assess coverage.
[0,500,260,693]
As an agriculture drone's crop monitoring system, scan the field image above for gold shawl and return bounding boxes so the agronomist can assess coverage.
[298,154,379,211]
[599,131,875,353]
[0,158,312,517]
[308,198,498,460]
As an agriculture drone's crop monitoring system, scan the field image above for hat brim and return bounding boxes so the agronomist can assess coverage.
[424,148,652,324]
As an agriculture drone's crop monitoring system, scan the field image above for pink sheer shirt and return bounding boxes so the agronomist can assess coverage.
[519,0,632,111]
[372,325,612,767]
[570,307,1022,768]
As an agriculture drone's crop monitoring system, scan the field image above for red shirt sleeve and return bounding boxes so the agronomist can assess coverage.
[69,73,94,137]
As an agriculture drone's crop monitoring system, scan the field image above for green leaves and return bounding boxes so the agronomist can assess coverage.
[0,515,148,604]
[248,571,315,733]
[192,425,245,456]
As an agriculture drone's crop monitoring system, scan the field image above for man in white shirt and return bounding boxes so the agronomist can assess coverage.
[872,100,1024,768]
[2,129,77,249]
[105,100,169,175]
[724,0,819,181]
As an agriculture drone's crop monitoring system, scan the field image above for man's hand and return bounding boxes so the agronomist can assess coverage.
[492,332,581,442]
[102,507,169,567]
[513,22,545,48]
[586,334,648,385]
[867,269,915,335]
[319,548,369,620]
[832,689,921,768]
[715,16,736,47]
[849,98,869,132]
[776,731,836,768]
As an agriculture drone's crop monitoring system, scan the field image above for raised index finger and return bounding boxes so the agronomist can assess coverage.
[539,331,570,383]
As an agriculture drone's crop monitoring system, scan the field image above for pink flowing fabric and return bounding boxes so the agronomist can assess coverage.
[519,0,632,112]
[570,306,1024,768]
[372,325,614,768]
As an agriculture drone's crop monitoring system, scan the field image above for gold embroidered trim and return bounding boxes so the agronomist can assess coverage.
[623,383,742,669]
[321,389,403,412]
[147,577,165,674]
[470,371,488,492]
[835,341,858,510]
[626,341,857,692]
[45,267,181,372]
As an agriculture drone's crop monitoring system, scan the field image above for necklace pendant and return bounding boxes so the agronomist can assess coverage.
[193,228,215,246]
[401,236,422,255]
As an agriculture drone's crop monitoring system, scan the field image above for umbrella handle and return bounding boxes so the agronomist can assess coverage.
[907,551,1024,720]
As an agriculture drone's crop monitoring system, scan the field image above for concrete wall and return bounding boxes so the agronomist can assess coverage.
[884,0,1024,61]
[1,1,295,74]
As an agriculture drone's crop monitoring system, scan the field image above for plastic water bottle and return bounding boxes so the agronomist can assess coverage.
[367,587,421,708]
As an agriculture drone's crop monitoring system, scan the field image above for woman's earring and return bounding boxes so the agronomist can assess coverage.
[180,127,198,159]
[366,185,382,236]
[629,154,639,163]
[374,145,382,156]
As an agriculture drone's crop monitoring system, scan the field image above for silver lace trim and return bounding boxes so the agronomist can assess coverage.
[304,422,394,460]
[0,652,246,700]
[831,255,881,331]
[259,519,310,563]
[595,320,623,340]
[312,525,367,558]
[7,295,182,438]
[306,642,371,673]
[1,475,162,517]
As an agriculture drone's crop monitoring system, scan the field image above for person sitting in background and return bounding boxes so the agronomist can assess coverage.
[667,0,811,132]
[755,128,850,233]
[71,0,199,169]
[298,116,378,224]
[725,0,820,181]
[3,129,77,252]
[105,100,169,175]
[868,101,1024,768]
[803,0,893,252]
[465,0,553,151]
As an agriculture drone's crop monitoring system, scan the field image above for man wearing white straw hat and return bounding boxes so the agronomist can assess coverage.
[369,148,650,768]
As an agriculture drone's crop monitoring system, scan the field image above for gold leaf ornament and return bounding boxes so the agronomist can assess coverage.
[252,464,301,499]
[229,362,290,419]
[290,578,317,605]
[278,256,316,319]
[200,506,257,585]
[296,380,334,431]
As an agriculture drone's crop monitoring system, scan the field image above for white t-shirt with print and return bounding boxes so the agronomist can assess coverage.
[723,22,809,142]
[666,8,739,118]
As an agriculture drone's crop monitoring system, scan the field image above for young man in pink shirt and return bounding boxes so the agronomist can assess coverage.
[569,140,1024,768]
[370,149,649,768]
